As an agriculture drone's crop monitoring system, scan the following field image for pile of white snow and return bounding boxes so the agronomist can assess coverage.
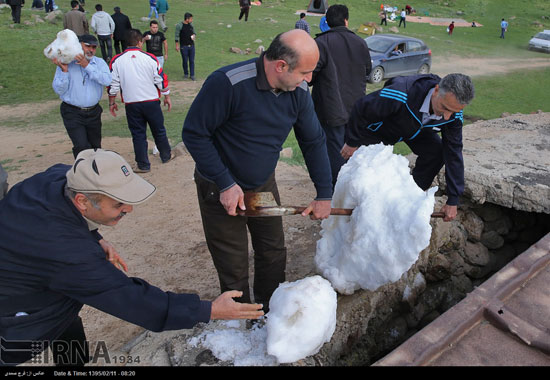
[189,276,337,365]
[44,29,83,64]
[315,144,436,295]
[266,275,337,363]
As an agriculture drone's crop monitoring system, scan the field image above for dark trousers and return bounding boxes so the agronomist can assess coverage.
[406,130,444,190]
[195,171,286,312]
[321,123,346,188]
[124,101,172,170]
[10,5,22,23]
[180,45,195,77]
[380,17,387,25]
[399,17,406,28]
[113,39,128,55]
[60,102,102,158]
[45,0,54,12]
[0,316,89,366]
[97,35,113,63]
[239,7,250,21]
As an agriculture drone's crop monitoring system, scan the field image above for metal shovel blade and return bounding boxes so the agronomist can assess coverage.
[238,192,445,218]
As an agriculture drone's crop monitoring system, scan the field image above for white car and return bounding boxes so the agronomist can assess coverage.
[528,30,550,53]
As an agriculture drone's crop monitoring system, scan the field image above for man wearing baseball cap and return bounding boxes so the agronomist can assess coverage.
[0,149,263,366]
[51,34,111,159]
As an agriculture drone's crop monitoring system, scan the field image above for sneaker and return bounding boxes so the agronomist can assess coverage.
[162,152,176,164]
[190,76,196,81]
[133,166,150,173]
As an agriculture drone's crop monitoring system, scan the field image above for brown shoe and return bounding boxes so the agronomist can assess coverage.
[133,166,150,173]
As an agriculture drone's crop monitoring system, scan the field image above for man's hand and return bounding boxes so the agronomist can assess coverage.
[99,239,128,272]
[109,102,118,117]
[52,58,69,72]
[163,94,172,111]
[340,143,359,160]
[441,204,457,222]
[301,199,332,220]
[210,291,264,320]
[74,53,89,68]
[219,184,245,216]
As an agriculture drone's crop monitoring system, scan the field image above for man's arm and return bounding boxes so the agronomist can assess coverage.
[441,116,465,210]
[182,71,236,192]
[84,58,112,86]
[51,61,70,96]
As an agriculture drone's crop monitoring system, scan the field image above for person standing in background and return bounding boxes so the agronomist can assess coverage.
[63,0,89,35]
[448,21,455,36]
[175,12,196,80]
[156,0,169,32]
[147,0,158,19]
[90,4,115,63]
[238,0,250,22]
[111,6,132,55]
[8,0,24,24]
[51,34,111,158]
[399,8,406,28]
[143,20,168,67]
[295,12,310,34]
[500,18,508,39]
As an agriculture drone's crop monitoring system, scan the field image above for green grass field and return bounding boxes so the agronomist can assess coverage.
[1,0,549,165]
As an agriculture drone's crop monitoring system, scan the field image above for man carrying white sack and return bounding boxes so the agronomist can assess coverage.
[0,149,263,367]
[51,34,111,158]
[341,73,475,221]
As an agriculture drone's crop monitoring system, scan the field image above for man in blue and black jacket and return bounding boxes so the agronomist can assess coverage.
[341,73,475,221]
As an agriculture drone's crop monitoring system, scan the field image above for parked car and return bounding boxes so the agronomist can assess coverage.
[528,30,550,53]
[364,34,432,84]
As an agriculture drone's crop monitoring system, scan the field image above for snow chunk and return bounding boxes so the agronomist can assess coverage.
[315,144,436,295]
[44,29,83,64]
[266,275,337,363]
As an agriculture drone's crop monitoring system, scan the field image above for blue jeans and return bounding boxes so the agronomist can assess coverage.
[148,6,158,19]
[180,45,195,77]
[124,101,172,170]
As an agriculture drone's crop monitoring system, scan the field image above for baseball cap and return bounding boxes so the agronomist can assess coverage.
[66,149,156,205]
[78,34,99,46]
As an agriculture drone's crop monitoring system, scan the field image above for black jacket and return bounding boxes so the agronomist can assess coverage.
[346,74,465,205]
[0,165,211,351]
[111,11,132,41]
[310,26,371,128]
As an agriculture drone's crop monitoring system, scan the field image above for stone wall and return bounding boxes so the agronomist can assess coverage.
[326,198,550,365]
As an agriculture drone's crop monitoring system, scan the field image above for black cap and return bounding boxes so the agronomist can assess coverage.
[78,34,98,46]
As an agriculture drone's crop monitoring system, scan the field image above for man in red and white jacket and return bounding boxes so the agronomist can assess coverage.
[108,28,174,173]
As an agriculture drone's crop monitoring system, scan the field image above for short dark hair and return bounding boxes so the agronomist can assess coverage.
[150,20,158,26]
[113,6,121,12]
[71,0,79,8]
[326,4,348,27]
[184,12,193,20]
[126,29,143,46]
[300,12,306,18]
[95,4,102,11]
[264,33,299,71]
[439,73,475,105]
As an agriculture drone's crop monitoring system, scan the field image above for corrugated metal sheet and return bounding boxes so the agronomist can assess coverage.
[374,233,550,366]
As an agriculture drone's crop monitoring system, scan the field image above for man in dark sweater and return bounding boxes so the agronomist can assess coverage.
[310,4,371,187]
[175,12,196,80]
[341,73,475,222]
[111,6,132,55]
[182,29,333,313]
[0,149,263,366]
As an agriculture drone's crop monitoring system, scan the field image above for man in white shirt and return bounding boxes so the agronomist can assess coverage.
[108,29,175,173]
[399,8,406,28]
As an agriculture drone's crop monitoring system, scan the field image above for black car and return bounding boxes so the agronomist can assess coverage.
[364,34,432,83]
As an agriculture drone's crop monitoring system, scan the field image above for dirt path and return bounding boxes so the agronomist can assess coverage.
[1,54,548,365]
